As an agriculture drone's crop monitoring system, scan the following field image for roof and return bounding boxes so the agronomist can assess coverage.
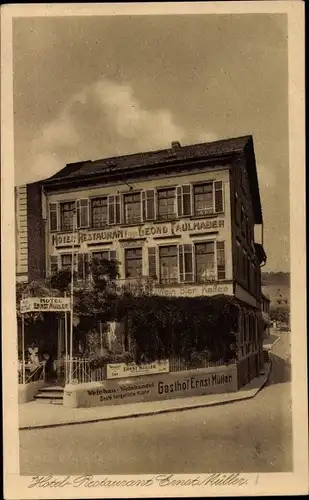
[42,135,263,223]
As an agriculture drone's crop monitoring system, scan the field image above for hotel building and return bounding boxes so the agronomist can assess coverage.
[18,135,267,386]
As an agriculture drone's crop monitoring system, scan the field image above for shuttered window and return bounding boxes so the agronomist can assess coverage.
[108,195,121,225]
[123,192,141,224]
[176,185,192,217]
[49,203,58,232]
[159,246,178,284]
[142,190,156,221]
[217,241,226,280]
[91,197,108,228]
[76,199,89,229]
[148,247,157,279]
[179,244,194,283]
[195,242,215,282]
[92,250,116,262]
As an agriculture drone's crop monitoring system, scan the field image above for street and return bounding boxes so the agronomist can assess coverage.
[19,333,292,475]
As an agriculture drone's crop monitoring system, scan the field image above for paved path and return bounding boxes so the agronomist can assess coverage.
[19,365,270,430]
[19,377,292,475]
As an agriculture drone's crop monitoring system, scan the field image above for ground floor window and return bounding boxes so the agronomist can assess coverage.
[159,246,178,284]
[195,242,216,282]
[125,248,143,278]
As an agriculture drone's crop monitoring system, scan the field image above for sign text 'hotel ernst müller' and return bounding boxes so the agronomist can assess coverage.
[52,218,225,247]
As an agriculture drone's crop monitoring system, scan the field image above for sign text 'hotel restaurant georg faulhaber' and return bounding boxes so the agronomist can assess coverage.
[52,218,225,247]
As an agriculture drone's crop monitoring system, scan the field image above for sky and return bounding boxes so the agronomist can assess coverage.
[13,13,289,272]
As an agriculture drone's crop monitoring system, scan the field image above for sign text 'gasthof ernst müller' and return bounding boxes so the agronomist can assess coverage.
[51,218,225,247]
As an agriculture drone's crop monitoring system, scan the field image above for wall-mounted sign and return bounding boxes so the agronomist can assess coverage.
[106,360,170,379]
[154,283,234,298]
[20,297,71,314]
[51,219,225,247]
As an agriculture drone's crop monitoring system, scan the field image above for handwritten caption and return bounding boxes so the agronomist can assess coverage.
[28,473,251,489]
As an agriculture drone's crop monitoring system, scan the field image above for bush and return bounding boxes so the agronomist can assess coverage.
[115,294,239,364]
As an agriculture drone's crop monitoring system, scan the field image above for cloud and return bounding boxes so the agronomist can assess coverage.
[21,77,218,184]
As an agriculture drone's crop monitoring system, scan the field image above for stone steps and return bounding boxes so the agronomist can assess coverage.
[34,385,64,405]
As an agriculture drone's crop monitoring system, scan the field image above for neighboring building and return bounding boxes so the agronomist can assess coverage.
[16,135,267,387]
[261,292,271,338]
[15,183,46,283]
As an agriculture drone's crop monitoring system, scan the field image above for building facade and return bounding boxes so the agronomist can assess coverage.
[17,136,267,386]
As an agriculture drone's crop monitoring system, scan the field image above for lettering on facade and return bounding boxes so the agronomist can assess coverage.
[80,367,236,406]
[51,219,225,247]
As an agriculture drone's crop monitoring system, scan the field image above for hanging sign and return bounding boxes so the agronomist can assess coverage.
[20,297,71,314]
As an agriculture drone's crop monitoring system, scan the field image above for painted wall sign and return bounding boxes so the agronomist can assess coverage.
[106,360,170,379]
[154,283,234,298]
[63,365,238,408]
[51,219,225,247]
[109,281,233,298]
[20,297,71,313]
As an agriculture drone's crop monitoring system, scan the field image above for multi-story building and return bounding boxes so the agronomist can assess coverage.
[16,135,267,386]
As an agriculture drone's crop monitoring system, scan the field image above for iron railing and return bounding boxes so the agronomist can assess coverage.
[18,361,46,384]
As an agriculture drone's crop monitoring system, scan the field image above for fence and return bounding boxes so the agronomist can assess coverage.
[169,357,236,373]
[18,361,46,384]
[62,356,237,384]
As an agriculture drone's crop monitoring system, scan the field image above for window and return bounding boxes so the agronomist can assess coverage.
[91,198,108,228]
[142,190,156,221]
[60,254,76,271]
[125,248,143,278]
[92,250,110,262]
[193,181,224,217]
[60,202,75,232]
[108,195,121,225]
[179,244,193,283]
[195,242,215,282]
[124,192,141,224]
[159,246,178,284]
[176,185,191,217]
[49,203,58,232]
[157,188,176,220]
[194,184,213,216]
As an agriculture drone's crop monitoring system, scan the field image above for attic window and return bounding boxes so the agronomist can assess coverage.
[171,141,181,149]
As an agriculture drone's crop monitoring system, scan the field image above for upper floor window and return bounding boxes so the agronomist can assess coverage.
[193,181,224,217]
[124,192,141,224]
[60,253,76,271]
[125,248,143,278]
[159,246,178,284]
[91,198,108,228]
[60,202,75,232]
[157,188,176,220]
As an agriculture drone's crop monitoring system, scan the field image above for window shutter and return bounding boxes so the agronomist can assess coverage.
[214,181,224,213]
[148,247,157,279]
[109,250,116,262]
[49,203,58,232]
[216,241,225,280]
[115,194,121,224]
[176,186,182,217]
[77,253,84,278]
[142,190,155,221]
[178,244,193,283]
[108,195,115,224]
[79,199,89,228]
[176,185,192,217]
[50,255,58,275]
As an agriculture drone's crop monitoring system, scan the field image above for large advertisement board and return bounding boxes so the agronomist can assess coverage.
[106,360,170,379]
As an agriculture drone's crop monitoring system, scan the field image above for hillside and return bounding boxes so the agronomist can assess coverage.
[261,272,290,286]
